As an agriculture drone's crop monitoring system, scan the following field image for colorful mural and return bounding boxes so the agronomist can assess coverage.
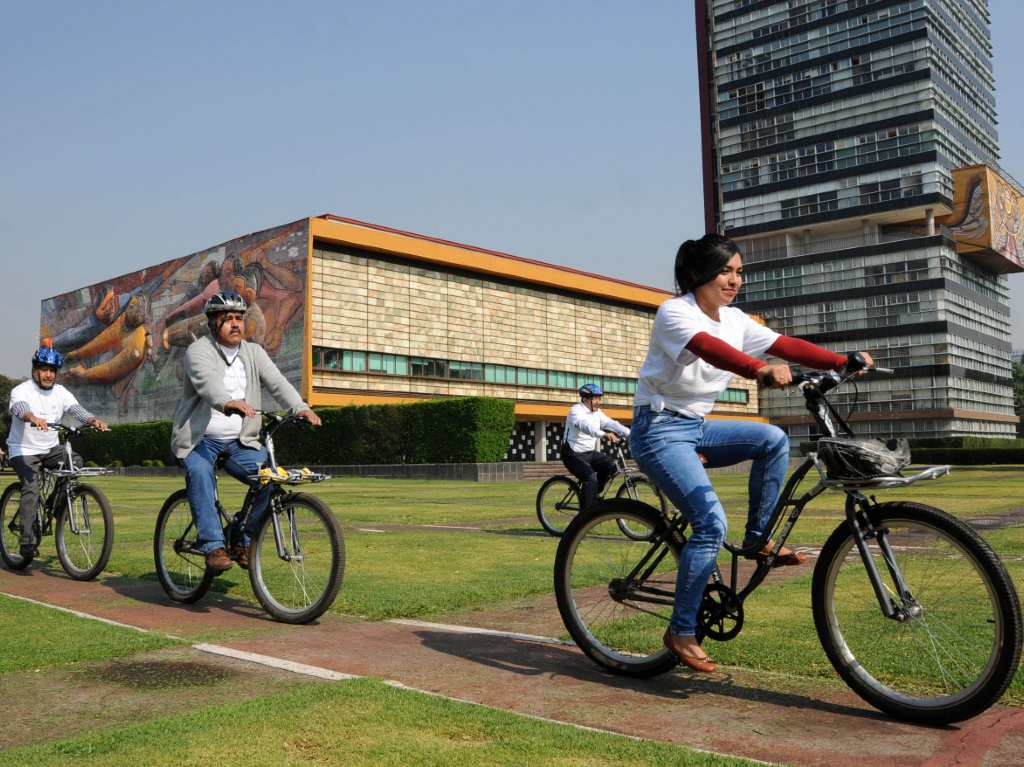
[39,220,309,422]
[944,165,1024,274]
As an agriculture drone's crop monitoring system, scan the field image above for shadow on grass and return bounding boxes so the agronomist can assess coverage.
[411,629,933,726]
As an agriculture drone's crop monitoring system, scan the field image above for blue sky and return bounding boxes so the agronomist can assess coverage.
[1,1,1022,377]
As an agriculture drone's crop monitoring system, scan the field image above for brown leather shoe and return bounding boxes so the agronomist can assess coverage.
[229,544,250,570]
[663,629,718,673]
[205,547,233,572]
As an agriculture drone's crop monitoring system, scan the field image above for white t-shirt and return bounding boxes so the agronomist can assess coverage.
[7,381,80,457]
[634,293,779,418]
[203,344,248,440]
[563,402,630,453]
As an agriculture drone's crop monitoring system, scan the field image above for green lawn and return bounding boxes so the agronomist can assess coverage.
[1,678,754,767]
[0,594,177,673]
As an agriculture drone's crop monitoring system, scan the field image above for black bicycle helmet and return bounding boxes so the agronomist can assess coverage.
[817,437,911,481]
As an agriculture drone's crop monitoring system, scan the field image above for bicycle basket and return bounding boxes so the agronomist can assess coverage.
[816,437,911,481]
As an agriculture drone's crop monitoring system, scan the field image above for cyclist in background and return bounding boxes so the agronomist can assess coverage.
[561,383,631,510]
[7,345,109,559]
[171,291,320,573]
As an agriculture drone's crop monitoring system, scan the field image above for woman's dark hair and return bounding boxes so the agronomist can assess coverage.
[674,233,741,294]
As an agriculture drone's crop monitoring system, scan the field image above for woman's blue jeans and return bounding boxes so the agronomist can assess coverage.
[629,406,789,636]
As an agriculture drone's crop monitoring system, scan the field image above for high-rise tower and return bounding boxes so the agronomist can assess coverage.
[696,0,1020,442]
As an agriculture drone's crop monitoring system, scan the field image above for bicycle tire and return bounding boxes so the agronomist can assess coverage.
[55,484,114,581]
[0,482,32,570]
[536,476,582,537]
[555,498,681,677]
[614,476,667,540]
[813,501,1023,724]
[249,493,345,624]
[153,488,214,604]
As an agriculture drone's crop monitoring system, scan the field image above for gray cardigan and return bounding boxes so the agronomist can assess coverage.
[171,336,310,458]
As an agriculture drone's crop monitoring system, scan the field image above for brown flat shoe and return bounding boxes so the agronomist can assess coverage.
[663,629,718,673]
[744,541,807,568]
[229,544,250,570]
[205,547,233,572]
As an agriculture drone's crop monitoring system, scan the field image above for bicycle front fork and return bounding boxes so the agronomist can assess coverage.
[845,494,917,622]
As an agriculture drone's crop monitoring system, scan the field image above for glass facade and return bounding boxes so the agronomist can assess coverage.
[699,0,1016,440]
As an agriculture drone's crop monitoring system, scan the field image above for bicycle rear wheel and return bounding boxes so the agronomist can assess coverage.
[536,476,582,537]
[0,483,31,570]
[153,488,214,603]
[813,501,1022,724]
[555,499,681,677]
[249,493,344,624]
[55,484,114,581]
[614,476,667,540]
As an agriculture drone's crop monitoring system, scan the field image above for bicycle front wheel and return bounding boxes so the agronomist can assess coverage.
[55,484,114,580]
[555,499,681,677]
[614,476,667,540]
[153,488,214,603]
[250,493,344,624]
[813,501,1023,724]
[0,482,31,570]
[536,476,582,537]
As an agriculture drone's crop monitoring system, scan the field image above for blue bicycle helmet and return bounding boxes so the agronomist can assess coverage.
[579,383,604,398]
[32,345,64,369]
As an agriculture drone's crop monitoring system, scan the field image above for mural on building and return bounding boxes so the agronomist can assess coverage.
[945,166,1024,274]
[39,220,309,422]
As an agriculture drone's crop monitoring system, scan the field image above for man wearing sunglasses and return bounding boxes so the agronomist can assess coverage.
[170,291,321,572]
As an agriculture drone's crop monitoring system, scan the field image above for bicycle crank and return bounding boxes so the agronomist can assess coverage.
[697,583,744,641]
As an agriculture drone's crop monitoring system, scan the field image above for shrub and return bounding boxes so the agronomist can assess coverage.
[71,397,515,467]
[276,397,516,465]
[910,447,1024,465]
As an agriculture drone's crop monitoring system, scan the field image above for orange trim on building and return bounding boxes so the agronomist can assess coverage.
[308,216,672,308]
[302,221,315,403]
[309,390,767,423]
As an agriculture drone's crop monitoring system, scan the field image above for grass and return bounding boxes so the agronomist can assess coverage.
[0,677,755,767]
[0,594,177,673]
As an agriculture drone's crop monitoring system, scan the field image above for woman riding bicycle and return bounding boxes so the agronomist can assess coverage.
[629,233,873,672]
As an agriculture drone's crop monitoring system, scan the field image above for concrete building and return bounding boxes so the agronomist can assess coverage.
[40,215,762,461]
[695,0,1020,442]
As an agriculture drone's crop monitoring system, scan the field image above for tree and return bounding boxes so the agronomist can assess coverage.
[1013,354,1024,438]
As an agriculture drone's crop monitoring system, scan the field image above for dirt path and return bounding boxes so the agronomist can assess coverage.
[2,565,1022,766]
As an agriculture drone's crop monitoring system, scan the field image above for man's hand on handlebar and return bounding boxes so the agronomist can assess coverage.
[223,399,257,418]
[25,414,48,431]
[87,417,110,432]
[756,364,793,389]
[604,432,620,444]
[298,409,322,427]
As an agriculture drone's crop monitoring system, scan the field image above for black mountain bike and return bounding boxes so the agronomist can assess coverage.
[0,424,114,580]
[536,444,668,538]
[153,412,344,624]
[554,365,1022,724]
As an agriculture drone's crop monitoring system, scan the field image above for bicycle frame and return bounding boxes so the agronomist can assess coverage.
[617,369,950,625]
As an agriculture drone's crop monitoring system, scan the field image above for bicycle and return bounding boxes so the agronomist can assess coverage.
[0,424,115,580]
[536,443,668,538]
[153,412,345,624]
[554,364,1023,724]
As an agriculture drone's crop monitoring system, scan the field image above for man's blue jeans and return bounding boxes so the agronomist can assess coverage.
[183,437,270,554]
[629,406,789,636]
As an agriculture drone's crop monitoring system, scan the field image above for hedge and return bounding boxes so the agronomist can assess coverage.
[274,397,516,465]
[70,397,516,467]
[906,448,1024,466]
[74,421,174,467]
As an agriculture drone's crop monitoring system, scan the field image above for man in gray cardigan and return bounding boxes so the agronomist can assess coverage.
[171,290,320,571]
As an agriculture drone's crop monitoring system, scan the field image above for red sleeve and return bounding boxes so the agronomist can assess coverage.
[767,336,846,371]
[686,332,766,379]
